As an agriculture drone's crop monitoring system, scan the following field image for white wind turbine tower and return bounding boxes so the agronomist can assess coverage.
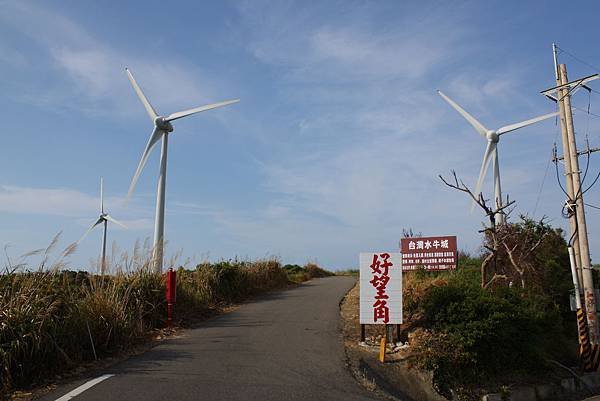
[437,90,557,224]
[125,67,240,272]
[78,178,127,273]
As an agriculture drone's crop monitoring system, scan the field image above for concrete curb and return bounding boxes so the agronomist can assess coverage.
[482,373,600,401]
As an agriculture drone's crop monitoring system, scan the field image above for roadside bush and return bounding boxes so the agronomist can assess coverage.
[187,259,290,304]
[407,248,575,398]
[282,264,304,274]
[305,263,334,278]
[282,263,334,282]
[399,226,576,399]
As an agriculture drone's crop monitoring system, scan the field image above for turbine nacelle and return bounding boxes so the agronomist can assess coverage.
[486,131,499,143]
[155,117,174,132]
[77,179,126,246]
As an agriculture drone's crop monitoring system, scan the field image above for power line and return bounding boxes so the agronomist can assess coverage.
[555,45,600,119]
[533,129,560,218]
[557,45,600,75]
[572,104,600,119]
[585,202,600,211]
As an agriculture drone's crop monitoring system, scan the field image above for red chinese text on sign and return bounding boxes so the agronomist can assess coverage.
[359,252,402,325]
[370,253,392,323]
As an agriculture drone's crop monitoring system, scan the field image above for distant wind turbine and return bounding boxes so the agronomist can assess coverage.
[125,67,239,272]
[78,178,127,273]
[437,90,557,223]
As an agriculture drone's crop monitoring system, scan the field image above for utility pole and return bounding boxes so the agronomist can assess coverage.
[548,51,600,344]
[551,46,584,293]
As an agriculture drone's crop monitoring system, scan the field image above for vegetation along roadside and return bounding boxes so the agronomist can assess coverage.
[342,217,598,401]
[0,237,333,399]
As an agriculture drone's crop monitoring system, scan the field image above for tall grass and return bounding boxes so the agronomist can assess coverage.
[0,236,327,396]
[0,238,165,394]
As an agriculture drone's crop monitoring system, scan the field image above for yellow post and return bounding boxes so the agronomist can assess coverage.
[379,337,386,363]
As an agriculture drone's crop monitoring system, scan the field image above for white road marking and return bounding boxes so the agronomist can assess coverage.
[54,374,114,401]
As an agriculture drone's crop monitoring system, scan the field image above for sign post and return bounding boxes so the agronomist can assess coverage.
[360,252,402,360]
[400,236,457,271]
[166,267,177,327]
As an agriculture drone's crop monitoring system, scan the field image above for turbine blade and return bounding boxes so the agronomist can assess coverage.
[496,112,558,135]
[127,127,165,199]
[104,214,127,229]
[125,67,158,121]
[437,90,488,137]
[471,141,496,212]
[165,99,240,122]
[77,217,104,244]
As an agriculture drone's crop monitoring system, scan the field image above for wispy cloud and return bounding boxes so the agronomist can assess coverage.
[0,185,151,228]
[0,184,224,231]
[0,185,100,217]
[223,0,559,264]
[0,2,235,117]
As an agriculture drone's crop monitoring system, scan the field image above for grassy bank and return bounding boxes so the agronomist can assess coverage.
[0,251,330,396]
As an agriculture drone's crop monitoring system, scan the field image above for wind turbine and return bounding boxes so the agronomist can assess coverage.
[437,90,557,223]
[125,67,239,272]
[78,178,127,273]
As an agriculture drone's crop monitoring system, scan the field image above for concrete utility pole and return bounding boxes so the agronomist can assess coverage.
[552,56,584,291]
[557,62,599,344]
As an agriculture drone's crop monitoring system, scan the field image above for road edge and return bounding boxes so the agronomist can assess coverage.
[339,279,452,401]
[11,281,308,401]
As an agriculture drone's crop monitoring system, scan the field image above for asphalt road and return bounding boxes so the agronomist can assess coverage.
[38,277,383,401]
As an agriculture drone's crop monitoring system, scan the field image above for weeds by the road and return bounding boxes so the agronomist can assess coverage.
[0,238,330,396]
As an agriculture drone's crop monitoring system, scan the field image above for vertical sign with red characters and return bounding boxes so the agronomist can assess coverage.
[359,252,402,325]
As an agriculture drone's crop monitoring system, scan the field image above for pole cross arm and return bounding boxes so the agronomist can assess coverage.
[553,147,600,162]
[541,74,599,102]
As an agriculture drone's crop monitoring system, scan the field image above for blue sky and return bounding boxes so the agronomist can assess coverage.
[1,0,600,270]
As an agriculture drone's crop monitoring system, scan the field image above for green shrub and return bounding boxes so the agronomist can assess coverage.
[305,263,334,278]
[282,263,333,282]
[411,266,574,397]
[282,264,304,274]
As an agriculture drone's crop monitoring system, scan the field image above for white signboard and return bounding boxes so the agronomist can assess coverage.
[359,252,402,324]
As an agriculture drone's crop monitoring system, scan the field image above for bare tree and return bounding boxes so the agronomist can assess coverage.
[402,228,422,238]
[494,218,551,289]
[439,171,515,288]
